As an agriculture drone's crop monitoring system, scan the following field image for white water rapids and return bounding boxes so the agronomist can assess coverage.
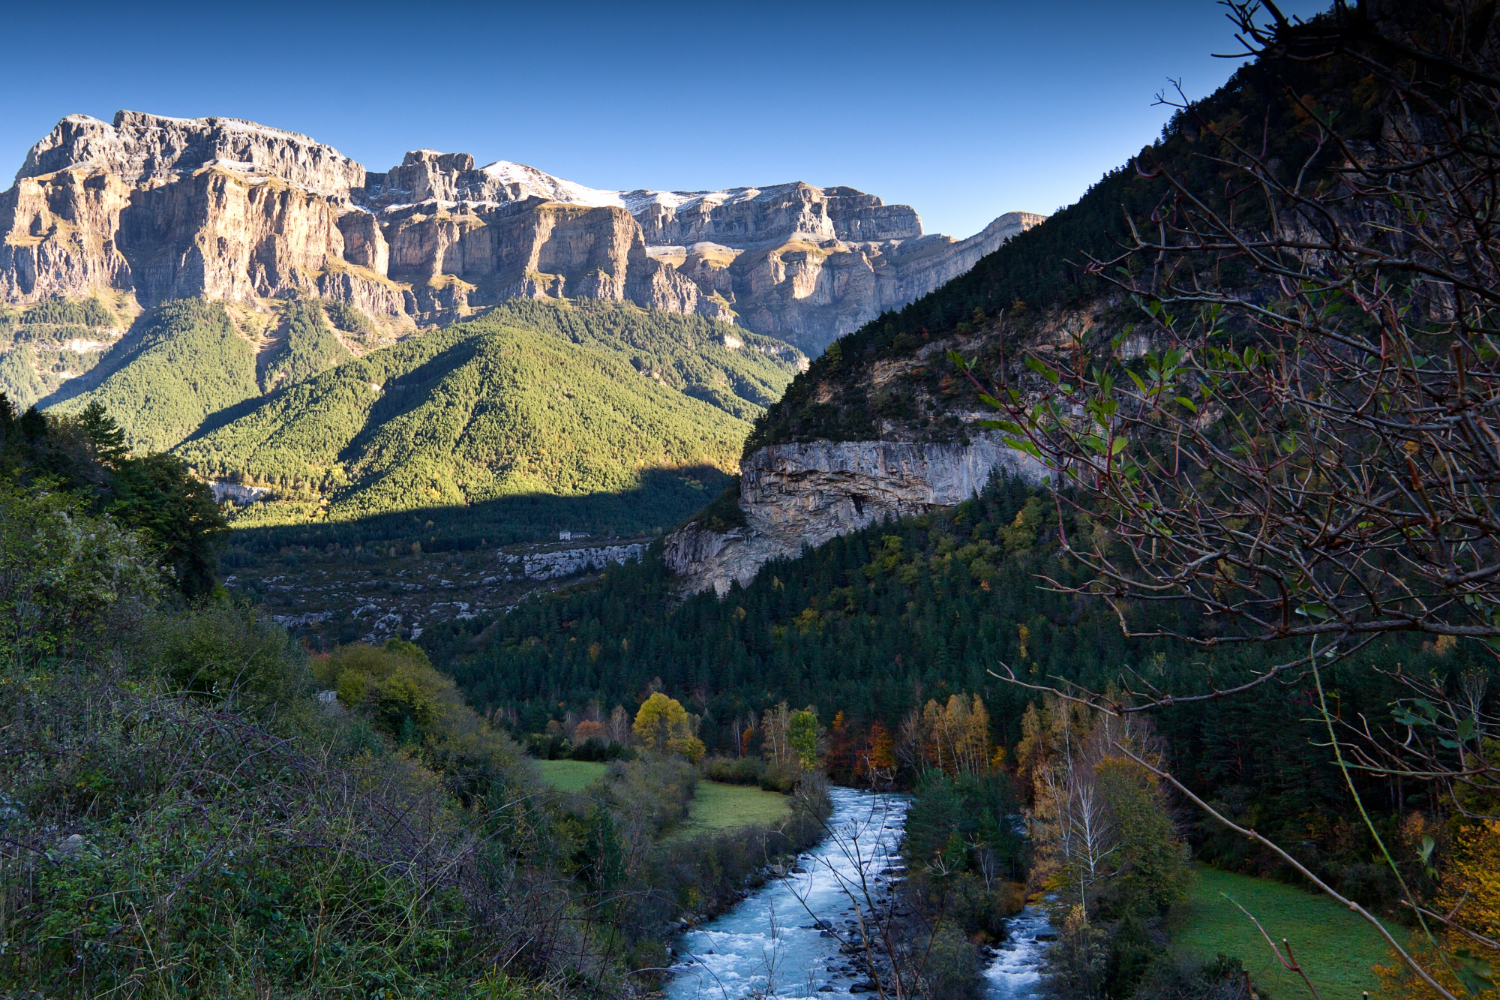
[664,785,1054,999]
[983,904,1054,998]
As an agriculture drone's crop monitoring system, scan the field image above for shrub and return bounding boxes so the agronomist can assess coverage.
[317,638,465,737]
[704,754,765,785]
[1129,955,1256,1000]
[0,480,158,668]
[602,756,698,840]
[316,638,523,805]
[571,737,631,762]
[146,603,305,707]
[758,761,802,792]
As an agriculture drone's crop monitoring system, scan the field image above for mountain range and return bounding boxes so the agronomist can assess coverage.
[1,110,1041,362]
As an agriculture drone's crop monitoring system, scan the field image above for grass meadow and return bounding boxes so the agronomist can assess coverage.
[533,760,791,834]
[1170,865,1404,998]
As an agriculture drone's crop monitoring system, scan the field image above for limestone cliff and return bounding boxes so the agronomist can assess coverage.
[0,167,133,302]
[20,111,365,199]
[663,435,1052,595]
[2,110,1043,355]
[673,212,1045,354]
[119,166,345,304]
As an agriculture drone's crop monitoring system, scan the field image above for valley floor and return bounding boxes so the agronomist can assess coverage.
[224,535,651,646]
[1169,865,1400,998]
[533,759,792,836]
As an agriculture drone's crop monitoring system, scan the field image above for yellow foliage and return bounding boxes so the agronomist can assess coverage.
[917,694,994,776]
[1378,818,1500,999]
[632,692,705,762]
[317,639,465,739]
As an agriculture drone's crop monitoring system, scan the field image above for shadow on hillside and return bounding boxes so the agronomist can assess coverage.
[225,465,733,556]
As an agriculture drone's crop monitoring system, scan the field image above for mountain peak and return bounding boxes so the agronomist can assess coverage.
[18,109,365,197]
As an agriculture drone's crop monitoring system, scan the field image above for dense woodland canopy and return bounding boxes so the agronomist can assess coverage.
[429,473,1462,909]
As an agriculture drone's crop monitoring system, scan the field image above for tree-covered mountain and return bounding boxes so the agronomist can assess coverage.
[40,297,356,452]
[175,299,804,527]
[43,299,261,452]
[0,294,134,410]
[741,20,1388,453]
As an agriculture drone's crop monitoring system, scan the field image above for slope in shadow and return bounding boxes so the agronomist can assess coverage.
[226,464,733,555]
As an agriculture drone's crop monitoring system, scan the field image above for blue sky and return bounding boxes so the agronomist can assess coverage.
[1,1,1326,239]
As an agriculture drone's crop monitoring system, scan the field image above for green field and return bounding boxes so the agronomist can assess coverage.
[532,760,790,834]
[672,781,791,838]
[534,759,609,792]
[1171,865,1403,998]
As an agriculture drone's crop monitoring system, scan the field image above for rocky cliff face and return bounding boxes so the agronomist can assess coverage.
[118,166,345,304]
[663,435,1052,595]
[0,167,133,302]
[1,110,1042,354]
[20,112,366,199]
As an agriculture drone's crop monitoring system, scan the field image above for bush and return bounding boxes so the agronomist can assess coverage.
[571,737,632,762]
[920,923,983,999]
[0,480,158,668]
[146,603,306,707]
[316,638,466,738]
[758,761,802,792]
[703,754,765,785]
[527,731,573,759]
[1129,955,1256,1000]
[315,638,526,805]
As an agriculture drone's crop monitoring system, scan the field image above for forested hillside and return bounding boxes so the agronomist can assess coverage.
[427,473,1455,909]
[743,22,1387,452]
[39,297,349,452]
[178,299,803,529]
[0,294,134,410]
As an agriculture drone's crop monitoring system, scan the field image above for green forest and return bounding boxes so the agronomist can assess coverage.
[427,474,1452,908]
[5,4,1500,1000]
[177,304,785,522]
[8,294,803,545]
[0,293,132,410]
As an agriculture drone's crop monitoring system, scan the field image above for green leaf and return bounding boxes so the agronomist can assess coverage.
[1297,603,1333,620]
[1392,708,1429,728]
[1175,396,1198,413]
[1110,436,1128,456]
[1025,358,1060,384]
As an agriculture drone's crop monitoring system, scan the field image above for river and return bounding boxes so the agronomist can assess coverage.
[664,785,1054,1000]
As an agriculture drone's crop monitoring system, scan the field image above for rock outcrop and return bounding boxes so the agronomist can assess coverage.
[2,110,1043,353]
[664,435,1052,596]
[119,166,345,304]
[498,542,646,581]
[0,167,134,301]
[20,112,365,198]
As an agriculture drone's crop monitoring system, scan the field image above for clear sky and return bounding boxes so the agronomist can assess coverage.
[1,0,1327,240]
